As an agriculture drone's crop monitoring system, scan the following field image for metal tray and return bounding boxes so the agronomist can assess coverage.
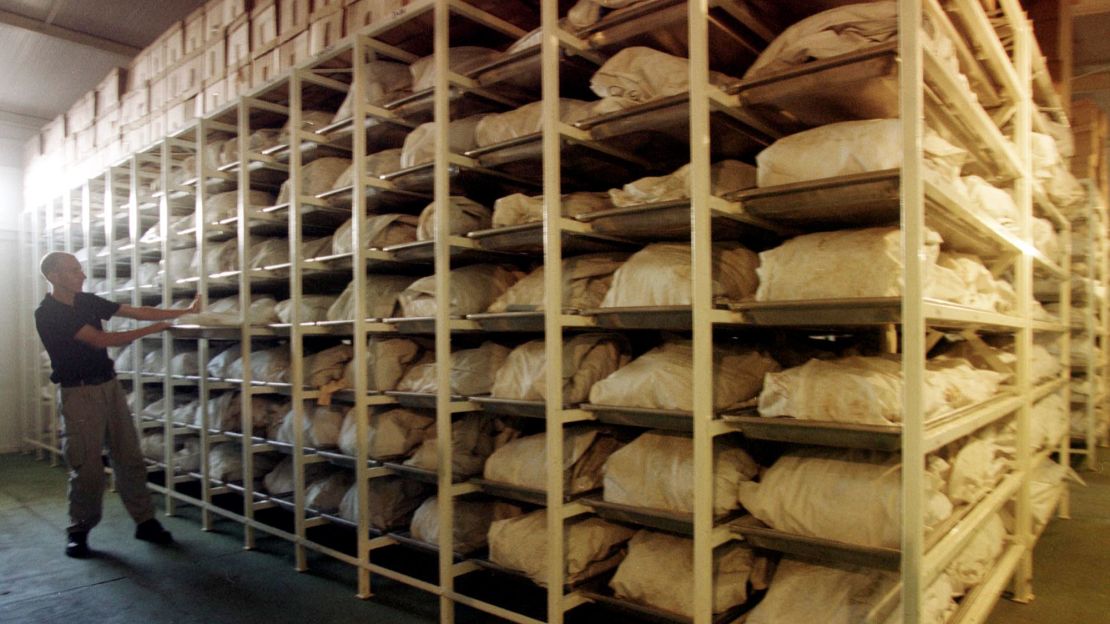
[468,396,548,419]
[729,298,903,327]
[735,44,900,133]
[724,414,902,452]
[261,139,351,165]
[384,239,527,264]
[468,223,636,255]
[736,170,901,229]
[383,391,465,410]
[380,460,468,484]
[582,498,697,535]
[463,133,652,189]
[581,403,694,431]
[465,311,547,333]
[576,200,782,247]
[472,44,600,100]
[386,530,471,560]
[383,162,538,206]
[384,316,480,334]
[383,86,521,123]
[580,306,693,331]
[315,182,431,212]
[578,587,750,624]
[317,114,415,153]
[471,478,591,506]
[730,516,901,571]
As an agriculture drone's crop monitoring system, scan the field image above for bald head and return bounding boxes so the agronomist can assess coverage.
[40,251,76,278]
[40,252,86,294]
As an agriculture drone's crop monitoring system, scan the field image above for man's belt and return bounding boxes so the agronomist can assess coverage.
[60,373,116,388]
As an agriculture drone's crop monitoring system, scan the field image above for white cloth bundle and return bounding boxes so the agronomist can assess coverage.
[226,345,292,383]
[1003,460,1071,533]
[609,160,757,207]
[302,344,354,388]
[746,558,957,624]
[171,400,199,425]
[567,0,644,28]
[306,471,355,512]
[603,432,758,516]
[738,448,953,549]
[396,341,510,396]
[195,393,289,437]
[400,115,487,169]
[482,427,622,494]
[1029,393,1068,450]
[194,391,240,432]
[489,511,635,586]
[332,150,405,191]
[189,240,238,276]
[246,238,290,269]
[219,129,281,165]
[204,190,276,223]
[610,530,755,618]
[326,275,412,321]
[404,414,518,478]
[398,264,522,317]
[331,213,418,255]
[474,99,596,146]
[331,60,412,122]
[160,248,196,282]
[338,406,435,459]
[945,513,1006,596]
[937,252,1015,312]
[274,295,337,324]
[141,347,164,373]
[589,340,779,411]
[409,47,500,91]
[206,344,243,379]
[278,110,334,145]
[338,477,430,530]
[178,295,280,326]
[1032,217,1060,260]
[601,242,759,307]
[140,396,185,420]
[276,157,352,204]
[1032,343,1062,383]
[262,456,328,496]
[963,175,1019,231]
[589,47,736,112]
[341,337,428,392]
[209,442,278,482]
[1032,132,1087,211]
[945,435,1007,506]
[122,262,160,289]
[276,402,346,448]
[410,497,522,554]
[491,192,612,227]
[487,253,628,313]
[489,334,629,404]
[415,196,492,240]
[168,350,200,376]
[755,119,966,188]
[140,434,201,473]
[745,2,898,79]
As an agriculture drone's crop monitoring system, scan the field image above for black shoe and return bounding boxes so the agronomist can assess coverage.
[65,532,90,558]
[134,519,173,545]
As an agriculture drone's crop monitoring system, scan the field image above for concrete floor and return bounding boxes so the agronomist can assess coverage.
[1,453,1107,624]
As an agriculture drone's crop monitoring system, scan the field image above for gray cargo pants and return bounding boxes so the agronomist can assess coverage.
[59,378,155,534]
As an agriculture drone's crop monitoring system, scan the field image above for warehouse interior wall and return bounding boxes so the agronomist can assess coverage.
[0,164,25,453]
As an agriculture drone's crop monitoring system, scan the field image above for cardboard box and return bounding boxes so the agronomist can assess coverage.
[75,127,97,157]
[279,30,310,72]
[225,65,253,100]
[308,10,344,56]
[150,76,169,113]
[95,107,121,147]
[148,112,167,141]
[127,51,151,90]
[280,0,311,40]
[185,7,207,54]
[252,48,283,87]
[95,68,128,111]
[164,22,186,69]
[168,52,205,99]
[66,92,97,133]
[42,115,66,154]
[166,97,199,133]
[122,119,152,154]
[310,0,344,19]
[226,14,252,69]
[345,0,411,34]
[251,0,280,53]
[201,78,229,114]
[205,38,227,83]
[23,134,41,165]
[120,87,151,125]
[148,35,167,78]
[64,134,79,164]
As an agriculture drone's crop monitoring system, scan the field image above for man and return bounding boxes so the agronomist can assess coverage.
[34,251,202,558]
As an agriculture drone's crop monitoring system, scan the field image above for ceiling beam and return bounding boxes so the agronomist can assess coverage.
[1074,0,1110,16]
[0,8,138,58]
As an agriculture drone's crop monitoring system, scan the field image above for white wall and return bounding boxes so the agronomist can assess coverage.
[0,165,26,452]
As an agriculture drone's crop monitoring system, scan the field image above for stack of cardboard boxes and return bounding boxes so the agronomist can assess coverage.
[25,0,417,180]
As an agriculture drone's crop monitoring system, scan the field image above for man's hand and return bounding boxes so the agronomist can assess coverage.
[186,295,203,314]
[152,321,173,332]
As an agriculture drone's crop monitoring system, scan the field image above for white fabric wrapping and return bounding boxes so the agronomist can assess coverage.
[400,115,487,169]
[404,414,518,478]
[168,350,200,376]
[938,252,1015,312]
[331,213,418,255]
[338,406,435,459]
[219,129,281,165]
[160,248,196,282]
[195,393,289,437]
[409,47,499,91]
[1032,343,1062,383]
[277,110,334,144]
[755,119,966,188]
[140,434,201,473]
[589,341,779,411]
[338,477,430,530]
[746,558,957,624]
[745,2,898,79]
[1029,393,1068,450]
[332,60,412,122]
[206,344,241,379]
[482,427,622,494]
[209,442,278,482]
[589,47,736,111]
[263,457,328,496]
[487,253,628,312]
[141,347,164,373]
[302,344,354,388]
[609,160,757,207]
[945,513,1007,596]
[474,99,596,146]
[491,192,612,227]
[341,337,427,392]
[489,334,629,404]
[306,471,354,512]
[567,0,644,28]
[946,435,1007,506]
[415,196,491,240]
[396,341,510,396]
[603,432,758,516]
[274,295,338,323]
[610,530,754,617]
[601,242,759,307]
[276,402,346,448]
[489,511,635,586]
[331,149,405,189]
[738,448,954,548]
[246,238,289,269]
[276,157,352,204]
[326,275,412,321]
[193,392,239,431]
[178,295,279,326]
[204,190,276,222]
[226,346,291,383]
[409,497,522,554]
[1003,460,1070,533]
[963,175,1019,231]
[398,264,522,317]
[1032,217,1060,260]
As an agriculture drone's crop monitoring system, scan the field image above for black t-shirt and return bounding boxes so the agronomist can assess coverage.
[35,292,121,384]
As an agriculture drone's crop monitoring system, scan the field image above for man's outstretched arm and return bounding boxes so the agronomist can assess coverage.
[74,322,171,349]
[116,295,202,321]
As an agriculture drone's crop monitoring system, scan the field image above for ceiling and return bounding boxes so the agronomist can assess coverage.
[0,0,203,166]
